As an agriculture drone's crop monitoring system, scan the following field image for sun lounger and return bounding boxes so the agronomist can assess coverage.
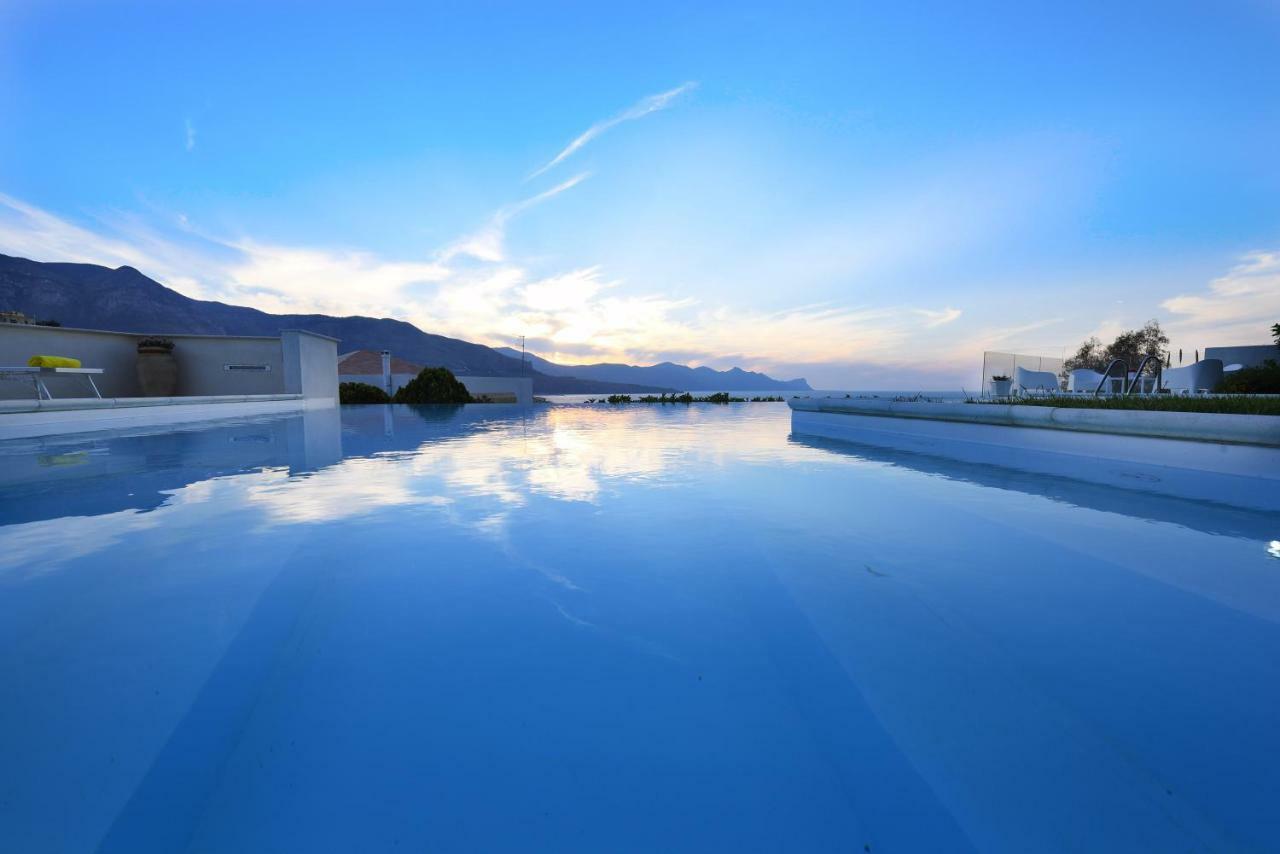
[1067,368,1109,393]
[1163,359,1223,394]
[1014,366,1062,395]
[0,366,104,399]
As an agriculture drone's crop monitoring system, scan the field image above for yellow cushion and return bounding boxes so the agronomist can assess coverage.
[27,355,82,368]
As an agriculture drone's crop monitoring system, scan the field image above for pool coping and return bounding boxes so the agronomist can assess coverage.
[0,394,317,440]
[787,398,1280,447]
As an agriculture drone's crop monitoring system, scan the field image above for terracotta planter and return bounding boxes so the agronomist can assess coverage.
[136,348,178,396]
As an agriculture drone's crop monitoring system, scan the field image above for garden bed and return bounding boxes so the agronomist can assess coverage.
[974,395,1280,416]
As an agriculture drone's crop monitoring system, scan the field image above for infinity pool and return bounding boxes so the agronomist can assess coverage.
[2,404,1278,852]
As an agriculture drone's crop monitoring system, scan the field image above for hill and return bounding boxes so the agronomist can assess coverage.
[0,254,667,394]
[493,347,810,392]
[1,253,807,394]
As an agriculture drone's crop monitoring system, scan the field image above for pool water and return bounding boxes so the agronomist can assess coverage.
[1,404,1277,852]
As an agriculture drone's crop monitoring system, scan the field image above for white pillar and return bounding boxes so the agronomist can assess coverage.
[281,330,339,406]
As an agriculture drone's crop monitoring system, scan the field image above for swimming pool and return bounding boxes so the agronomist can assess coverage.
[2,404,1277,852]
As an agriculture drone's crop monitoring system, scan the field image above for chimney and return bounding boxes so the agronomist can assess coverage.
[381,350,392,395]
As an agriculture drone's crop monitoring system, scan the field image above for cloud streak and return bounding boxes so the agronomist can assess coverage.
[527,82,696,180]
[440,171,590,264]
[1161,250,1280,346]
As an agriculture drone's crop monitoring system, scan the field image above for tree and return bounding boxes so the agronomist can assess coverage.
[393,366,474,404]
[1063,337,1107,372]
[1062,320,1169,374]
[1106,320,1169,373]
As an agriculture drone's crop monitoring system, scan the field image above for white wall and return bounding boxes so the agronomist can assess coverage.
[457,376,533,405]
[1205,345,1277,369]
[341,371,420,395]
[282,330,340,405]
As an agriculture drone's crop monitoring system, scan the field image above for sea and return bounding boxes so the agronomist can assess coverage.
[541,389,971,404]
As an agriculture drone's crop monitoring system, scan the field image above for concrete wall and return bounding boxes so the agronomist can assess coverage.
[0,324,339,403]
[790,409,1280,512]
[1205,345,1278,369]
[457,376,533,405]
[342,371,419,396]
[282,330,340,405]
[789,396,1280,447]
[341,371,533,405]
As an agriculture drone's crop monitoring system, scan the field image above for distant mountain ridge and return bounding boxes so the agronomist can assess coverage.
[0,253,807,393]
[494,347,811,392]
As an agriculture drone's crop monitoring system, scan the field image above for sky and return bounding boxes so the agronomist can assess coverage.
[1,0,1277,389]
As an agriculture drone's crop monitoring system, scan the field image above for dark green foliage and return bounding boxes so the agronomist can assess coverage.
[1063,337,1106,373]
[1217,360,1280,395]
[393,366,474,404]
[970,394,1279,416]
[339,381,391,404]
[137,336,174,351]
[609,391,784,404]
[1064,320,1169,373]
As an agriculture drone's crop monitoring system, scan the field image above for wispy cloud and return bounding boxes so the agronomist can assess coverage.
[915,307,962,328]
[527,82,696,180]
[0,190,958,376]
[440,172,590,264]
[0,191,166,270]
[1161,250,1280,346]
[184,118,196,152]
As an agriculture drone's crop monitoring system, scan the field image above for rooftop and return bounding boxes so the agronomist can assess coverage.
[337,349,423,376]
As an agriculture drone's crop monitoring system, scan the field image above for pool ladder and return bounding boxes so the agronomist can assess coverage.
[1092,356,1163,398]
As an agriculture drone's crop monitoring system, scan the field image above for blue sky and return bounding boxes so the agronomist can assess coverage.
[1,0,1278,387]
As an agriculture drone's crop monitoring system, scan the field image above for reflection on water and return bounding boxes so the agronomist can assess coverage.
[1,404,1278,853]
[787,432,1279,541]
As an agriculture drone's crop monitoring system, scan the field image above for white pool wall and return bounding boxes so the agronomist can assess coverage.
[790,409,1280,511]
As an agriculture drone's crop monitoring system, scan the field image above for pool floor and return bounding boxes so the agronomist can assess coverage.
[1,404,1277,852]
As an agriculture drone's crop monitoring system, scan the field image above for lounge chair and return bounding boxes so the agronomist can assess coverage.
[0,366,104,399]
[1163,359,1223,394]
[1014,366,1062,395]
[1068,368,1109,393]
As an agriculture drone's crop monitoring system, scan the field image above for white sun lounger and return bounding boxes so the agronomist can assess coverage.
[1067,368,1109,393]
[0,366,104,400]
[1163,359,1223,394]
[1014,366,1062,395]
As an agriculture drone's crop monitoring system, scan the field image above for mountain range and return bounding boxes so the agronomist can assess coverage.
[493,347,810,392]
[0,253,810,394]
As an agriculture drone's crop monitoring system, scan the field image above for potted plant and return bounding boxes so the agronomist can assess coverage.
[136,337,178,396]
[990,374,1013,396]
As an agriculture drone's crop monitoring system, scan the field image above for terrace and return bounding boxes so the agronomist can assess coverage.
[0,323,340,439]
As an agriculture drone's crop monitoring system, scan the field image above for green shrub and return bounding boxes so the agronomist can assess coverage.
[339,381,391,404]
[1217,359,1280,395]
[393,367,474,404]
